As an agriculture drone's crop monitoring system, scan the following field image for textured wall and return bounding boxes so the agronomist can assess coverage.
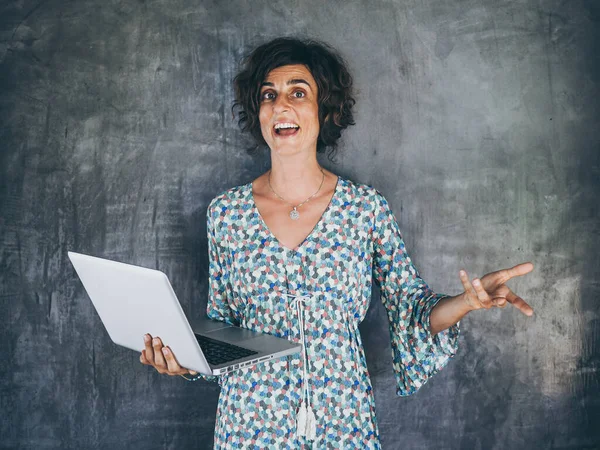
[1,0,599,448]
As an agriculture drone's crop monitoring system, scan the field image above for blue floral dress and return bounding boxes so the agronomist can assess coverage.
[195,176,459,449]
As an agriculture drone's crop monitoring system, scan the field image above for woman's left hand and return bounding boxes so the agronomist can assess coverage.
[459,262,534,316]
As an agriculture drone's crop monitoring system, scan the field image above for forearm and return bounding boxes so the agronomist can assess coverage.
[429,292,472,335]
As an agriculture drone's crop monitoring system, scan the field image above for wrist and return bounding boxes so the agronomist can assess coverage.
[180,373,202,382]
[459,291,475,314]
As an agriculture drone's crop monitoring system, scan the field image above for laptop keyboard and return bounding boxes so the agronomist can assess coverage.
[194,333,259,366]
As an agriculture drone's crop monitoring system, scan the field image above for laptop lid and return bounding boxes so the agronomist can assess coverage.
[68,251,215,374]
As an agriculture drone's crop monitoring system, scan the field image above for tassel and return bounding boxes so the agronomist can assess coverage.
[296,403,307,437]
[305,406,317,441]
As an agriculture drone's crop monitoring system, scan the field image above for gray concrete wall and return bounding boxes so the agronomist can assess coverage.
[1,0,598,448]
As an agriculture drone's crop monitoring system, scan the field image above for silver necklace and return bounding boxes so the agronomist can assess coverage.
[268,168,325,220]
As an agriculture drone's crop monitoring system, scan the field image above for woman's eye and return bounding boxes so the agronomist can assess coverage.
[261,92,275,101]
[293,91,305,98]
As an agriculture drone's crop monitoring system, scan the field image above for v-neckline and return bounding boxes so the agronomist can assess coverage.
[249,176,341,253]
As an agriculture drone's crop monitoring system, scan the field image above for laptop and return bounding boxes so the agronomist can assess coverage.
[68,251,301,375]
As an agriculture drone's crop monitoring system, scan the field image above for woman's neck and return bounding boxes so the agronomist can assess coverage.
[268,151,325,204]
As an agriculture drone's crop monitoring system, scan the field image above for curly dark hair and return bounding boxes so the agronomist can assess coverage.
[232,37,356,158]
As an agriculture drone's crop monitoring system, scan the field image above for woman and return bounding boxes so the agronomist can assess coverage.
[140,37,534,449]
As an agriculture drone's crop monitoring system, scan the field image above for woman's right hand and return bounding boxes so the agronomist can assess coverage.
[140,333,198,377]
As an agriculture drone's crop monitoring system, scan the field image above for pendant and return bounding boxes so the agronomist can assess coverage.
[290,208,300,220]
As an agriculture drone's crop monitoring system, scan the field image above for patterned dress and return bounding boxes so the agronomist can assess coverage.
[195,176,460,449]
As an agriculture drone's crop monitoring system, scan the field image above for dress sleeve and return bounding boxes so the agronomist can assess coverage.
[183,200,239,385]
[206,200,241,327]
[371,192,459,396]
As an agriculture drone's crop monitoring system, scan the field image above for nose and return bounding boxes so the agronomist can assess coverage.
[272,94,291,113]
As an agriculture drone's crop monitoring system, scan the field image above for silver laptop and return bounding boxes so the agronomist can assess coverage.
[68,251,301,375]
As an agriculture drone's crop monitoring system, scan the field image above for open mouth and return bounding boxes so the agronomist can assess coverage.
[274,122,300,137]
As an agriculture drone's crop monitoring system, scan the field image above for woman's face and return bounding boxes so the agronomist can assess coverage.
[258,64,320,156]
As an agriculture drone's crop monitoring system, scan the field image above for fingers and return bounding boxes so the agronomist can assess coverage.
[461,268,534,316]
[152,337,168,373]
[143,334,154,365]
[490,285,509,308]
[497,262,534,284]
[459,270,477,299]
[162,347,186,375]
[471,277,493,309]
[506,290,534,317]
[141,335,188,376]
[460,270,492,310]
[490,296,508,308]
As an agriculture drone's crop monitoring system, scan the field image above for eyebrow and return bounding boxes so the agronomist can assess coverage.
[260,78,312,89]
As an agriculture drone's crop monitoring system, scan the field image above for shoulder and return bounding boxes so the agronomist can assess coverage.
[337,176,398,236]
[336,177,398,239]
[207,183,252,222]
[337,176,390,211]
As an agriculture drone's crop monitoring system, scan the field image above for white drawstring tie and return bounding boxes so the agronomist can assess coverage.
[288,294,317,441]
